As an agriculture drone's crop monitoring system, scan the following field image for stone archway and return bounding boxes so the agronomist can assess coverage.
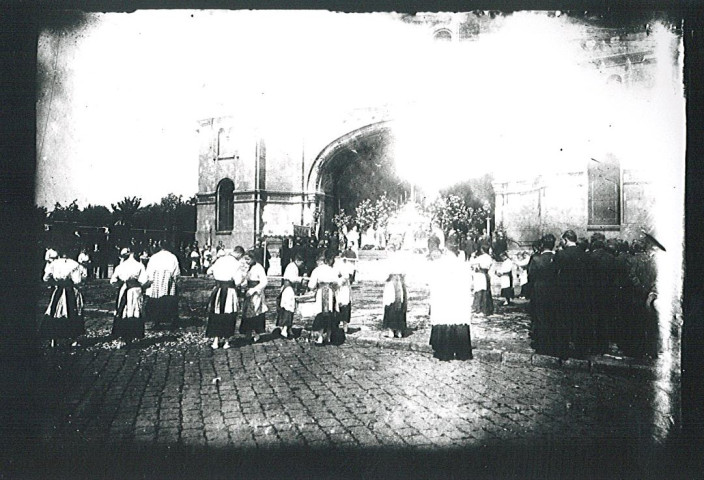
[305,120,413,236]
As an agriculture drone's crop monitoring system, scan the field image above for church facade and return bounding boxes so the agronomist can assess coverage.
[195,13,682,253]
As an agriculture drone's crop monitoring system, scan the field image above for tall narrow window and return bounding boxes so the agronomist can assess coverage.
[588,155,620,227]
[217,178,234,231]
[217,128,236,159]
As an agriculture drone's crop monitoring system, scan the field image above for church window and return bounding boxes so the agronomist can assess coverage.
[217,128,236,159]
[434,29,452,41]
[588,155,621,228]
[217,178,235,232]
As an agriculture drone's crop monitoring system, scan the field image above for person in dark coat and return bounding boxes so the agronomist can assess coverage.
[554,230,589,357]
[587,238,617,354]
[527,234,558,356]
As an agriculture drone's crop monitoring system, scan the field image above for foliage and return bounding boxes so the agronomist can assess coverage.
[424,194,491,237]
[78,204,112,228]
[332,211,353,232]
[354,199,376,231]
[440,174,495,218]
[353,194,399,231]
[47,199,79,223]
[43,193,197,252]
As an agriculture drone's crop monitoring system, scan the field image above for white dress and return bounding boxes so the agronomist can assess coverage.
[110,257,148,318]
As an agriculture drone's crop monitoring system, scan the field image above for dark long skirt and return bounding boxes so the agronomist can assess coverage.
[500,287,514,301]
[382,305,406,331]
[112,316,145,340]
[276,309,294,329]
[429,324,473,361]
[239,314,266,335]
[338,304,352,325]
[312,312,338,332]
[206,313,237,338]
[147,296,179,328]
[472,289,494,315]
[41,286,85,339]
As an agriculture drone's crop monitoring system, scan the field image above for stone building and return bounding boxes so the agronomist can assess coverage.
[493,23,682,246]
[195,12,683,253]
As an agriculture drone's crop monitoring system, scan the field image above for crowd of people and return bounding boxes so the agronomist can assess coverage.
[39,226,661,363]
[40,239,360,350]
[524,230,660,360]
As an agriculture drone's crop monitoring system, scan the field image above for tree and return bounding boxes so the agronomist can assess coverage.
[78,204,112,228]
[354,199,376,231]
[424,194,492,238]
[353,195,400,232]
[48,199,79,223]
[332,211,353,233]
[111,196,142,228]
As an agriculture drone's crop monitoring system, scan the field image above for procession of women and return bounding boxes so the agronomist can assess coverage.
[40,225,660,364]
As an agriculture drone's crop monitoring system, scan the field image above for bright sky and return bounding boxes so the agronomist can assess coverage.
[36,10,684,209]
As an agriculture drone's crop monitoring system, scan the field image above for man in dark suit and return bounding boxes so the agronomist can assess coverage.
[554,230,589,357]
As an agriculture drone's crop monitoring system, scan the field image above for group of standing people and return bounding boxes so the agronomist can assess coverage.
[41,241,183,347]
[526,230,660,359]
[40,239,359,350]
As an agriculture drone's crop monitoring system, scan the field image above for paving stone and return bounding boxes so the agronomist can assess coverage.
[473,349,503,363]
[562,358,591,372]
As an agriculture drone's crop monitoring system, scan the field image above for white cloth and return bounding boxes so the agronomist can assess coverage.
[429,253,472,326]
[207,255,246,314]
[43,258,85,285]
[497,259,514,290]
[45,248,58,262]
[146,250,180,298]
[111,257,148,318]
[211,289,239,314]
[280,285,296,312]
[333,258,354,306]
[208,255,247,284]
[308,264,340,314]
[383,280,396,306]
[470,253,493,292]
[283,262,302,284]
[244,263,268,316]
[43,258,85,317]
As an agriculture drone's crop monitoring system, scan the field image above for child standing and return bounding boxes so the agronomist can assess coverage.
[496,251,515,306]
[276,279,296,340]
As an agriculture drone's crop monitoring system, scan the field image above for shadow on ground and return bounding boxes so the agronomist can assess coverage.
[0,435,701,480]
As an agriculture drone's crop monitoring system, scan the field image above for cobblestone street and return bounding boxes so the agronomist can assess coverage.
[0,276,688,479]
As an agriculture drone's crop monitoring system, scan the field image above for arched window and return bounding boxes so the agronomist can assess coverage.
[588,155,621,227]
[434,29,452,41]
[217,178,235,232]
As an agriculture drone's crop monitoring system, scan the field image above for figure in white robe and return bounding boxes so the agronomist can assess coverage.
[145,244,181,328]
[429,250,473,361]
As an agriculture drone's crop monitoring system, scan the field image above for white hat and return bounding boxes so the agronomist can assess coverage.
[120,248,131,257]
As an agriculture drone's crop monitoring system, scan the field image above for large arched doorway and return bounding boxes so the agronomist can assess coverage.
[307,121,415,236]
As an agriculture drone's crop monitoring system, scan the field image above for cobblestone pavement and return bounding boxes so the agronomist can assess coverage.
[7,277,686,479]
[2,336,683,479]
